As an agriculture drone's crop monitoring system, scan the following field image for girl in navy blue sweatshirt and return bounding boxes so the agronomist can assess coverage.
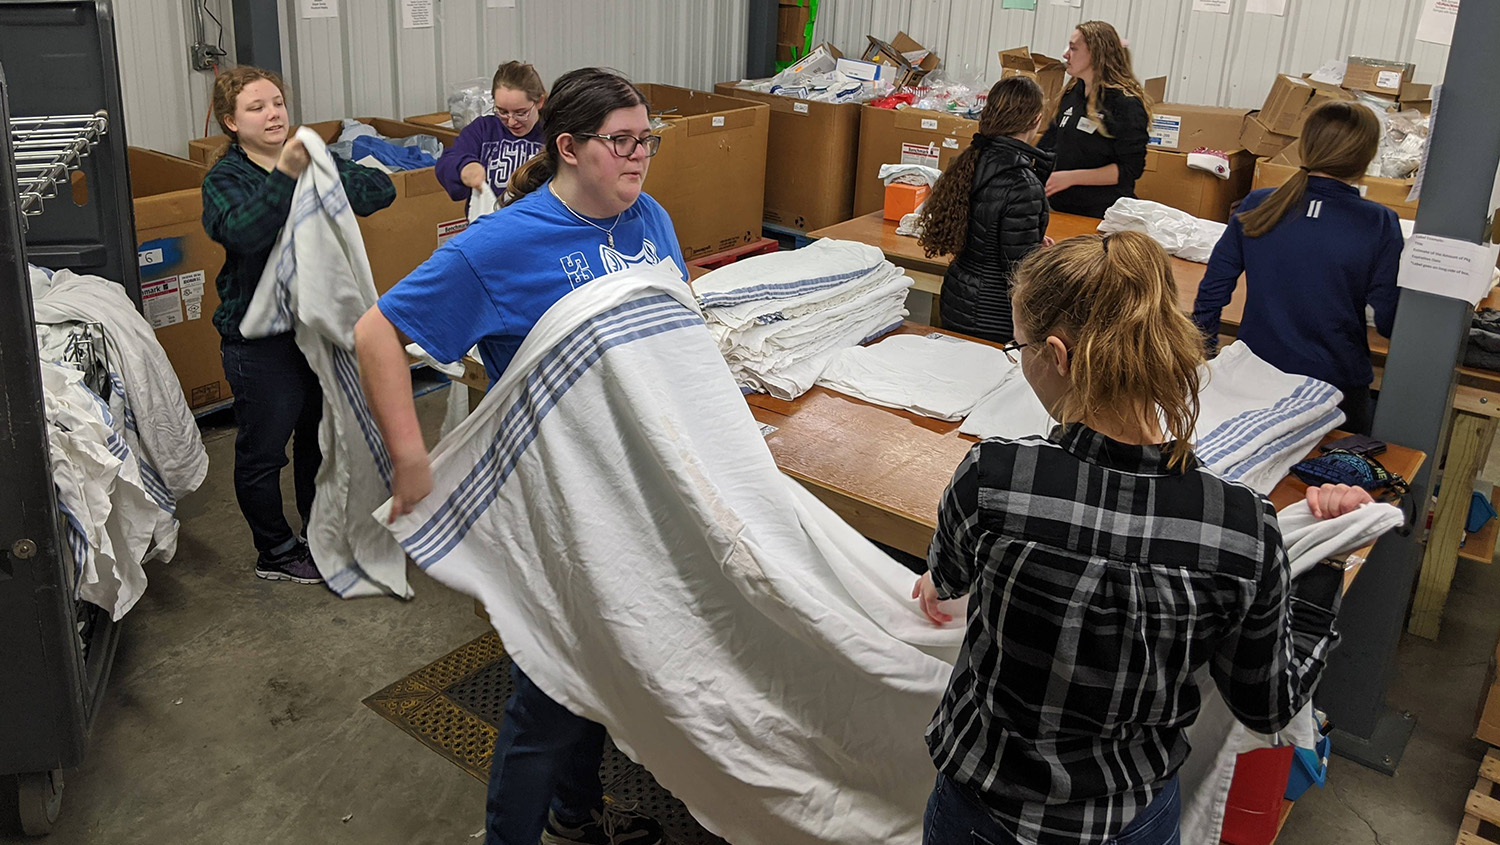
[435,61,547,206]
[1193,101,1401,434]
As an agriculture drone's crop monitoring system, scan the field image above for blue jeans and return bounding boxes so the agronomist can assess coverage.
[221,333,322,553]
[485,663,606,845]
[923,773,1181,845]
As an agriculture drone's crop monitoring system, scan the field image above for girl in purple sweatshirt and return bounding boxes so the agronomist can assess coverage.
[435,61,547,204]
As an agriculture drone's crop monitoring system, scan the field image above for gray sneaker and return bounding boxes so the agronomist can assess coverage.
[254,541,323,585]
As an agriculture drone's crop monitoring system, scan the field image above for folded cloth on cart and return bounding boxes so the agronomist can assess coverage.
[381,265,964,845]
[817,332,1016,421]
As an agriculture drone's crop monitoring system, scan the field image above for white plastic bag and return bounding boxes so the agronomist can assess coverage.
[1098,198,1226,264]
[447,77,494,131]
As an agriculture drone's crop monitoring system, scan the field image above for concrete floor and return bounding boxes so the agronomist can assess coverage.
[6,385,1500,844]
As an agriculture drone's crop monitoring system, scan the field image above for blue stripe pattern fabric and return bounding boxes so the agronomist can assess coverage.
[1196,378,1339,466]
[330,345,394,488]
[696,266,877,309]
[400,294,703,566]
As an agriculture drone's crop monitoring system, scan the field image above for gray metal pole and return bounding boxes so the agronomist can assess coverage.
[232,0,282,76]
[746,0,778,80]
[1317,0,1500,774]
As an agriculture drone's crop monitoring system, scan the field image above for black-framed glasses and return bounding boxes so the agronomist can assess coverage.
[1000,339,1029,364]
[574,132,662,158]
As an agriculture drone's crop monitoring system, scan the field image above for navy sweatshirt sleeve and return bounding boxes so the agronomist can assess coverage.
[1194,211,1248,347]
[1368,211,1403,338]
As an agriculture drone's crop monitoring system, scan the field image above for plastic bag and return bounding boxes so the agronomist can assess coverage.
[1098,198,1226,264]
[447,77,493,131]
[878,163,944,188]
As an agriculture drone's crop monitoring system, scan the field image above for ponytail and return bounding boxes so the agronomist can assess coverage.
[1011,231,1204,469]
[504,150,555,205]
[918,75,1045,258]
[1239,100,1380,238]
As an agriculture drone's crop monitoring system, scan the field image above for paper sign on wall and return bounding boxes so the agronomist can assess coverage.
[1048,0,1081,7]
[1193,0,1232,13]
[1002,0,1037,9]
[1417,0,1459,46]
[1247,0,1288,14]
[300,0,337,18]
[487,0,517,7]
[403,0,433,29]
[1398,234,1500,305]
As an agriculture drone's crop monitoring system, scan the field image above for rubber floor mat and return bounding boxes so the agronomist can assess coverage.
[364,632,727,845]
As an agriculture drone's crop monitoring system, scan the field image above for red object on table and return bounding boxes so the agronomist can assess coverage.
[1220,746,1295,845]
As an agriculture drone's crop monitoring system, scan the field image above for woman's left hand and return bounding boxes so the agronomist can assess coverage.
[1042,236,1056,248]
[1044,171,1075,197]
[1306,483,1374,519]
[911,572,953,625]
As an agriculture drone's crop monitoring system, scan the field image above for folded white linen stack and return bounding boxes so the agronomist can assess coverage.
[693,239,913,400]
[817,333,1017,421]
[959,342,1346,495]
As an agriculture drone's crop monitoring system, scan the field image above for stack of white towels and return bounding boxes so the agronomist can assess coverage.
[959,341,1346,496]
[693,239,913,400]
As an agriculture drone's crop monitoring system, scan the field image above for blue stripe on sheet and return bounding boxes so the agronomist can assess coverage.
[696,265,881,309]
[1195,378,1339,466]
[330,345,394,488]
[56,499,90,597]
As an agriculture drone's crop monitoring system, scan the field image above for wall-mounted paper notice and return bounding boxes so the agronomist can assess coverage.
[1247,0,1288,14]
[1193,0,1232,12]
[403,0,433,28]
[1002,0,1037,8]
[1417,0,1459,46]
[487,0,516,7]
[300,0,337,18]
[1398,234,1500,305]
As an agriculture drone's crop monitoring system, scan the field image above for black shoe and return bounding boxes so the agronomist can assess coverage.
[254,540,323,585]
[540,802,664,845]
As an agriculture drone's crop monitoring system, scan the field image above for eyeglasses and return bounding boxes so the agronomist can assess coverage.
[1000,340,1029,364]
[574,132,662,158]
[494,105,535,123]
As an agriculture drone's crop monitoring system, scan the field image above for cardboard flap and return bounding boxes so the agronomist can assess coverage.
[1144,76,1167,105]
[890,107,972,135]
[998,46,1033,71]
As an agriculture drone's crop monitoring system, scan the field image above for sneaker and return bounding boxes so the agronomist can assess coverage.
[541,802,664,845]
[254,540,323,585]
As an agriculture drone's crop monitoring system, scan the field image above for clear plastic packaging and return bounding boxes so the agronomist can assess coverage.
[447,77,494,131]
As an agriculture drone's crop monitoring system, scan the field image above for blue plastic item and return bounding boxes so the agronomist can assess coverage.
[1284,735,1330,801]
[1467,490,1498,535]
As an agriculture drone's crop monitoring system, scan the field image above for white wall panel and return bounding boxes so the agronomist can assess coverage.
[115,0,235,157]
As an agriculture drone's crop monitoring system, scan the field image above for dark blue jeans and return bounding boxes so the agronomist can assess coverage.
[923,773,1181,845]
[221,333,322,553]
[485,663,606,845]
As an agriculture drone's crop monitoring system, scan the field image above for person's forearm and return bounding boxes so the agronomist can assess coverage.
[1066,164,1120,186]
[354,306,425,462]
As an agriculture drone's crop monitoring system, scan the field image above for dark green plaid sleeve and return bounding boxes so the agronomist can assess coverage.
[201,157,297,254]
[333,156,396,216]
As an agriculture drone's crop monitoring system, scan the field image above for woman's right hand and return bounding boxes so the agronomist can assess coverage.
[1306,483,1374,520]
[275,136,311,179]
[461,162,487,189]
[387,451,434,523]
[912,572,953,625]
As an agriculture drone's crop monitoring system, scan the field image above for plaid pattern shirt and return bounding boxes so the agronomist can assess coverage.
[202,144,395,338]
[926,425,1344,844]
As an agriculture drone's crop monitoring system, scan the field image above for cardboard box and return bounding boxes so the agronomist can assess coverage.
[635,84,769,259]
[1259,75,1320,135]
[998,47,1067,123]
[778,3,810,47]
[884,182,929,221]
[1149,103,1250,153]
[861,32,940,89]
[189,118,467,294]
[853,104,976,218]
[1476,632,1500,747]
[1144,76,1167,106]
[1252,157,1418,220]
[1240,112,1296,158]
[405,111,457,135]
[1400,82,1433,114]
[714,82,862,232]
[1343,57,1414,97]
[1136,149,1255,223]
[127,147,231,411]
[835,57,886,83]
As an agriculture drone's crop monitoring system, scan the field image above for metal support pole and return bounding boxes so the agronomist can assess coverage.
[1318,0,1500,774]
[232,0,281,76]
[746,0,777,80]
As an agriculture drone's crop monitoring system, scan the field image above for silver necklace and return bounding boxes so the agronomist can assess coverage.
[549,182,622,248]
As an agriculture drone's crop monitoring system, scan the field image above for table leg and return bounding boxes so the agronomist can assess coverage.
[1408,412,1499,639]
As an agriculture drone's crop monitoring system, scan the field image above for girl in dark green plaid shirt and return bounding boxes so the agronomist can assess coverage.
[913,232,1373,845]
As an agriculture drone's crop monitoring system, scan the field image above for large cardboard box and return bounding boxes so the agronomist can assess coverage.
[998,47,1067,124]
[714,82,862,232]
[1136,149,1255,223]
[127,147,231,411]
[861,32,940,89]
[1240,113,1296,158]
[1149,103,1250,153]
[635,84,769,259]
[405,111,457,138]
[1253,157,1418,220]
[189,118,467,294]
[1343,57,1414,97]
[853,105,976,217]
[1259,75,1320,135]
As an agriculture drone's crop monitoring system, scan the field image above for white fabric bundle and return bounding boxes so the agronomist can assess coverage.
[241,126,411,600]
[695,239,912,400]
[382,266,964,845]
[1098,198,1228,264]
[817,333,1016,421]
[961,342,1347,496]
[878,163,944,188]
[468,183,498,222]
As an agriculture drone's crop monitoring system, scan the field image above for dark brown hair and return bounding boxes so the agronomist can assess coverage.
[1011,232,1204,469]
[1060,21,1150,139]
[505,67,649,204]
[918,75,1045,258]
[492,60,546,103]
[210,65,286,155]
[1238,101,1380,238]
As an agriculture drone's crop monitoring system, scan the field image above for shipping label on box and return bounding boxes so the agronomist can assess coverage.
[178,270,206,321]
[1150,113,1182,150]
[142,276,184,329]
[437,218,468,246]
[901,142,940,168]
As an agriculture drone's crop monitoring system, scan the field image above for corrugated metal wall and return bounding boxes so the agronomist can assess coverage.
[116,0,235,157]
[814,0,1449,109]
[283,0,749,126]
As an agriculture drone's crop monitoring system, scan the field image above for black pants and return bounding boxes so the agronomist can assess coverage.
[221,333,323,553]
[1338,384,1375,437]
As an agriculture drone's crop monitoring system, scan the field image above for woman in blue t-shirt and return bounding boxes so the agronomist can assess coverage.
[434,60,548,207]
[1193,101,1401,435]
[354,68,682,845]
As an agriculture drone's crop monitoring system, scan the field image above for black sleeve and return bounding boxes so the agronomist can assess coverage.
[995,179,1046,266]
[1106,92,1149,182]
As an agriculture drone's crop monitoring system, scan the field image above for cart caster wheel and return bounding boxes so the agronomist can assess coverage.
[15,770,63,835]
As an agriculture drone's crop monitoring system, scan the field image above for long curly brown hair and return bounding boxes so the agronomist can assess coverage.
[1061,20,1150,139]
[917,75,1044,259]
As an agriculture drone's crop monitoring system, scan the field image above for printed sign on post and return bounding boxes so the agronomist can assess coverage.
[1398,234,1500,305]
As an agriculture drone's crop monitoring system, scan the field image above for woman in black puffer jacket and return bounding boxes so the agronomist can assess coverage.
[919,75,1054,344]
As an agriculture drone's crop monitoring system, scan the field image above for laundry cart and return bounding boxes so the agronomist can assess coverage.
[0,0,140,834]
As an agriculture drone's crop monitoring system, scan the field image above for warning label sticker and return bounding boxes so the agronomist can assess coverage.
[141,276,183,329]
